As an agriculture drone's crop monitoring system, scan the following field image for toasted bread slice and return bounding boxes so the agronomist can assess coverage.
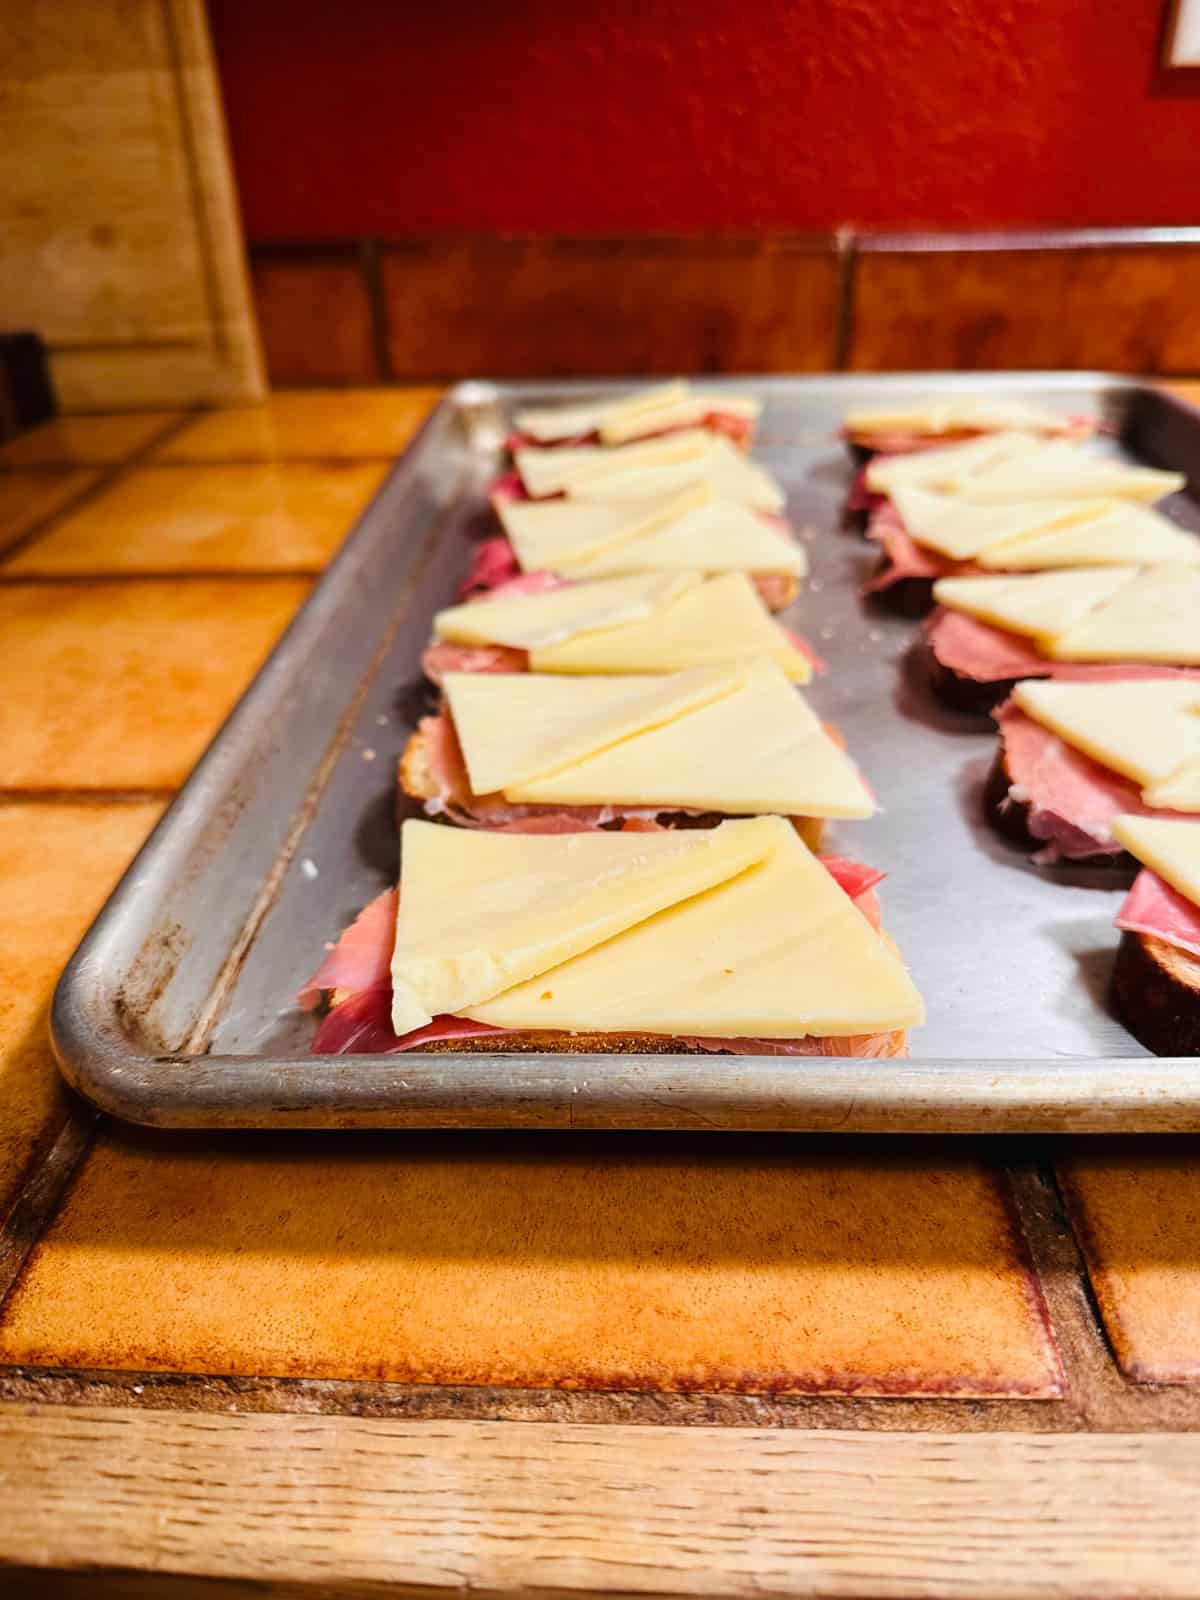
[417,1027,907,1056]
[926,642,1018,715]
[399,727,440,801]
[1112,930,1200,1056]
[752,571,802,612]
[869,559,938,620]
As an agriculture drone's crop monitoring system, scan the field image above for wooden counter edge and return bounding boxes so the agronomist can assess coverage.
[1,1404,1199,1597]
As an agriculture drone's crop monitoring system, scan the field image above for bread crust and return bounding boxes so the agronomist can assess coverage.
[926,645,1018,716]
[868,560,936,620]
[418,1027,908,1057]
[1112,930,1200,1056]
[399,728,439,800]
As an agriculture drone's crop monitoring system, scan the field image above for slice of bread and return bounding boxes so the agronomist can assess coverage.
[869,560,937,619]
[417,1027,908,1057]
[1112,930,1200,1056]
[926,643,1019,715]
[399,727,440,801]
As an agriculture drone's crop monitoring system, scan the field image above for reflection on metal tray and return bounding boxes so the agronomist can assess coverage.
[51,373,1200,1132]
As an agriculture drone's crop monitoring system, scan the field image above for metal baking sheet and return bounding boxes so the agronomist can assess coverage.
[52,373,1200,1132]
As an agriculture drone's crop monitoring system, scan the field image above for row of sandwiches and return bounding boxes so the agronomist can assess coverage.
[844,398,1200,1055]
[298,383,925,1059]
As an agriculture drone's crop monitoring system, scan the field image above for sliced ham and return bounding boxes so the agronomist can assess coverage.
[845,466,884,515]
[312,990,506,1055]
[1116,869,1200,961]
[421,642,527,685]
[487,469,531,508]
[863,503,971,594]
[927,608,1055,684]
[296,888,397,1011]
[995,704,1169,861]
[459,534,522,597]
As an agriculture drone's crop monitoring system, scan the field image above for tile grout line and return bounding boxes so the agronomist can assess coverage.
[0,409,208,570]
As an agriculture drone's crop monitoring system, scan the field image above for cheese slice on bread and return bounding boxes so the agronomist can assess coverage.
[514,429,784,512]
[956,440,1185,505]
[498,482,805,581]
[933,568,1136,640]
[433,571,811,681]
[513,381,762,448]
[866,432,1045,497]
[390,817,923,1042]
[846,398,1089,448]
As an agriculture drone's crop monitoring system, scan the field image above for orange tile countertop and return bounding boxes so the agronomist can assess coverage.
[3,387,1200,1598]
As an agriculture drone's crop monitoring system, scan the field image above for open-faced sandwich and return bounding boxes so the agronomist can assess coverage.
[842,398,1094,462]
[924,564,1200,713]
[1108,816,1200,1056]
[986,678,1200,863]
[399,661,873,847]
[508,380,762,452]
[848,429,1182,535]
[866,487,1198,617]
[300,816,924,1059]
[421,571,819,686]
[468,477,805,613]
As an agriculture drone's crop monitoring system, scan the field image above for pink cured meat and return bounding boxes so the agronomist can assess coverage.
[845,466,884,515]
[1116,869,1200,961]
[863,503,970,593]
[995,705,1173,860]
[296,888,398,1011]
[421,642,527,684]
[928,609,1200,687]
[312,990,506,1055]
[488,470,531,507]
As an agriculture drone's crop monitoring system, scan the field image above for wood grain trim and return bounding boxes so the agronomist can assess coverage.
[2,1406,1200,1596]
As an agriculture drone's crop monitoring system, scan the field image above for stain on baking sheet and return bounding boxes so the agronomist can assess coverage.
[0,1130,1062,1399]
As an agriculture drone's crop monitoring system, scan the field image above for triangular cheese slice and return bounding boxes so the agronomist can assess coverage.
[979,502,1200,571]
[528,573,812,681]
[1013,680,1200,805]
[514,382,688,444]
[391,816,774,1033]
[504,664,875,819]
[1145,760,1200,813]
[499,485,704,569]
[517,428,715,497]
[890,485,1097,562]
[1044,565,1200,664]
[960,440,1185,505]
[847,397,1076,438]
[865,431,1043,496]
[434,571,697,650]
[443,665,739,795]
[563,495,806,580]
[516,431,784,511]
[468,818,923,1038]
[932,567,1136,640]
[601,392,759,446]
[1111,816,1200,905]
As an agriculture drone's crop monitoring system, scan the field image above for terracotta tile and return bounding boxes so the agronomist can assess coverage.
[0,413,181,468]
[0,470,98,554]
[1060,1142,1200,1385]
[0,1132,1061,1396]
[0,579,309,789]
[849,245,1200,373]
[7,462,388,576]
[0,802,165,1222]
[382,236,840,376]
[251,249,379,387]
[158,388,443,462]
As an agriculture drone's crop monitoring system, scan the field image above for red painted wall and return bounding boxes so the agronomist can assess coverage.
[209,0,1200,241]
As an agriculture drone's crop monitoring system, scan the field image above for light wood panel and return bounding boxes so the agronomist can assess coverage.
[2,1407,1200,1596]
[0,0,263,409]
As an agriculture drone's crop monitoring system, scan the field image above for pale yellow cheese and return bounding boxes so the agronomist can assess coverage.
[515,431,784,512]
[433,571,697,650]
[498,485,705,569]
[1044,566,1200,664]
[1144,760,1200,813]
[468,818,924,1038]
[889,485,1097,562]
[561,494,806,580]
[600,392,760,446]
[846,397,1078,438]
[959,440,1185,505]
[514,381,688,444]
[390,816,774,1034]
[503,664,875,819]
[1012,679,1200,805]
[865,431,1043,496]
[932,567,1136,640]
[979,502,1200,571]
[528,573,812,681]
[442,665,740,796]
[1111,816,1200,905]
